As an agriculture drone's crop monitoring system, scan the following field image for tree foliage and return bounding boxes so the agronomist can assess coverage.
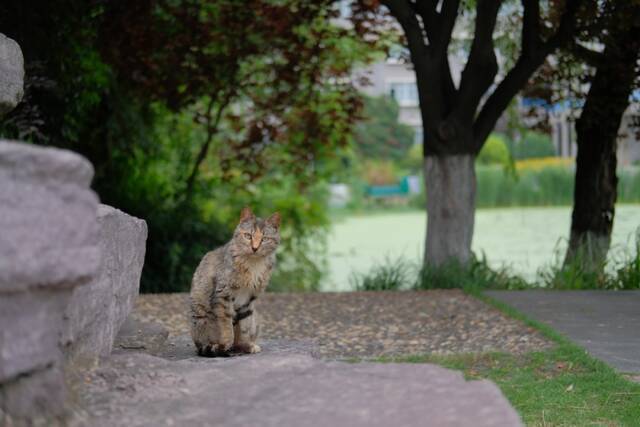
[354,95,415,160]
[0,0,387,292]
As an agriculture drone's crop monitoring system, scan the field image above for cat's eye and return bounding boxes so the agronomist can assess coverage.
[243,233,251,239]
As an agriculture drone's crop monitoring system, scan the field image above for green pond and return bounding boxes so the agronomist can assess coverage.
[322,205,640,291]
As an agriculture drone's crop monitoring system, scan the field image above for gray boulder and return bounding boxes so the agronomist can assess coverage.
[0,33,24,115]
[63,204,148,362]
[0,140,100,419]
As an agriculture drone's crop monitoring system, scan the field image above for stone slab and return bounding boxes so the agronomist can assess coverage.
[0,33,24,115]
[0,140,100,293]
[0,290,71,382]
[63,205,148,362]
[79,337,522,427]
[0,140,100,419]
[486,290,640,373]
[113,317,169,355]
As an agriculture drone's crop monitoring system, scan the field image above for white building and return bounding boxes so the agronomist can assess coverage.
[356,60,422,145]
[356,56,466,146]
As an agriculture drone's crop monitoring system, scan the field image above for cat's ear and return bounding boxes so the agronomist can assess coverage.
[239,206,255,223]
[267,212,281,228]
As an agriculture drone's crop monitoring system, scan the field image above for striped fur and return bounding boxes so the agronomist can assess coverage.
[189,208,280,357]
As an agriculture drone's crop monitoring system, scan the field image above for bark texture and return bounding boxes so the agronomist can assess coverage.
[564,7,640,269]
[424,155,476,266]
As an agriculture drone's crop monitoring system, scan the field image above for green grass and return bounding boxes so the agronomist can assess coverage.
[349,256,415,291]
[371,293,640,426]
[345,238,640,292]
[347,254,529,291]
[338,165,640,212]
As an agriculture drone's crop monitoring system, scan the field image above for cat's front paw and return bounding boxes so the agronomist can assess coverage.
[198,342,232,357]
[233,343,261,354]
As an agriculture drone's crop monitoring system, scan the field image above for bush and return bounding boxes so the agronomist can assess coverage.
[354,95,415,161]
[361,159,400,185]
[348,236,640,292]
[349,257,416,291]
[476,163,574,207]
[477,134,511,166]
[511,131,556,159]
[613,230,640,290]
[537,228,640,290]
[618,166,640,202]
[416,254,529,290]
[93,108,335,293]
[348,254,528,291]
[402,143,423,174]
[405,162,640,209]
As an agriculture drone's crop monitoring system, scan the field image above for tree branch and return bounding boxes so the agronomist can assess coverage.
[543,0,581,50]
[522,0,541,57]
[455,0,501,120]
[383,0,429,60]
[472,0,582,150]
[184,94,230,197]
[434,0,460,60]
[410,0,459,108]
[571,42,605,67]
[412,0,439,45]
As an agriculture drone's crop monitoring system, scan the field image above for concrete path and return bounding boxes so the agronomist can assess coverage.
[486,291,640,373]
[74,320,523,427]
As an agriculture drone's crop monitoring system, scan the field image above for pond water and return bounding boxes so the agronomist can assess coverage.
[322,205,640,291]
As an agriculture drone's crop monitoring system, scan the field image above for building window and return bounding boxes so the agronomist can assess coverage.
[389,82,418,104]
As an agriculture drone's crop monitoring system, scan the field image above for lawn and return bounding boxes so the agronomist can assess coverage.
[325,205,640,290]
[372,293,640,426]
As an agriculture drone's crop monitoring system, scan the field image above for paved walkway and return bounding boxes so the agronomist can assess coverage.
[74,321,522,427]
[486,290,640,373]
[134,290,551,358]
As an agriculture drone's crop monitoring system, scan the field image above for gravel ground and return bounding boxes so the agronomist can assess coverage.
[133,290,552,359]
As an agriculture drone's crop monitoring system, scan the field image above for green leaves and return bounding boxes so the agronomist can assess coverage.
[354,95,415,161]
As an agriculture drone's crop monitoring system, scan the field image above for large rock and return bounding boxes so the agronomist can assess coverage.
[0,140,100,419]
[0,34,24,115]
[63,204,148,362]
[80,339,523,427]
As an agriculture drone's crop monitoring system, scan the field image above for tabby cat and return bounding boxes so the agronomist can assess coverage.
[189,207,280,356]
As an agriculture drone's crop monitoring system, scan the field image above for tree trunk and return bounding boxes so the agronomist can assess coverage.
[424,154,476,266]
[564,24,639,270]
[564,126,617,269]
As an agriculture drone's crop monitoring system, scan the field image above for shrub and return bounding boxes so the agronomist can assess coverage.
[362,159,400,185]
[349,257,415,291]
[539,228,640,290]
[402,143,423,174]
[406,163,640,208]
[416,254,529,290]
[354,95,415,161]
[511,131,556,159]
[477,134,511,166]
[348,254,528,291]
[613,230,640,290]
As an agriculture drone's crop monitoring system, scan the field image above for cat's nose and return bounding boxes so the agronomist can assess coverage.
[252,246,259,252]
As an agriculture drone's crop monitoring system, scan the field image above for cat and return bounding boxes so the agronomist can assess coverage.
[189,207,280,357]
